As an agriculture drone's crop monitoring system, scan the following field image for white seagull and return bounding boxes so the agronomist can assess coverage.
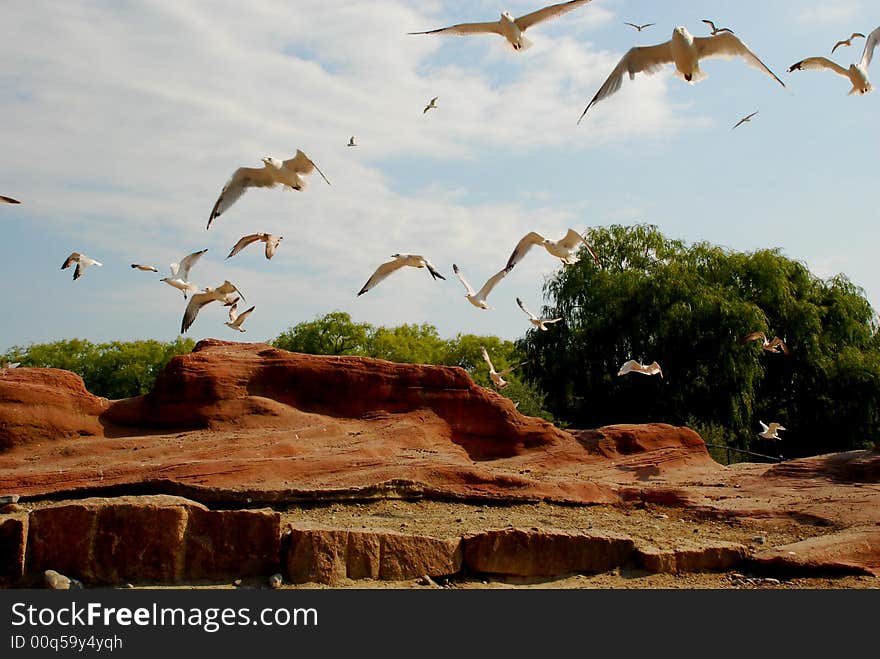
[131,264,159,272]
[357,254,446,296]
[578,26,784,122]
[225,303,256,333]
[506,228,600,270]
[424,97,438,114]
[347,136,358,147]
[617,360,664,378]
[161,277,199,299]
[163,248,207,296]
[788,26,880,95]
[453,263,510,310]
[702,19,734,36]
[516,297,563,331]
[208,150,331,228]
[758,421,786,440]
[732,110,759,129]
[832,32,866,54]
[408,0,593,52]
[480,346,526,390]
[181,280,245,334]
[741,331,790,355]
[61,252,102,281]
[624,22,655,33]
[1,195,21,204]
[2,362,20,369]
[226,233,283,260]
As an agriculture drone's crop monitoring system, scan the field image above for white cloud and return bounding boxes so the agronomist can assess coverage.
[796,1,863,26]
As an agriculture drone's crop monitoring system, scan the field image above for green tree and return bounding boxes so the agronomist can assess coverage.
[272,311,371,356]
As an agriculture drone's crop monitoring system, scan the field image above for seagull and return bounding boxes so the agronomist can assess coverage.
[181,280,245,334]
[741,331,790,355]
[408,0,593,52]
[788,26,880,95]
[617,360,663,378]
[0,196,21,204]
[160,277,199,299]
[423,97,438,114]
[347,136,358,147]
[506,228,600,270]
[357,254,446,296]
[702,19,734,36]
[453,263,510,310]
[480,346,526,390]
[207,150,331,228]
[225,303,256,333]
[732,110,759,129]
[516,297,563,331]
[61,252,102,281]
[758,421,786,440]
[832,32,866,54]
[625,22,655,32]
[170,248,207,283]
[578,26,784,122]
[1,362,20,369]
[131,264,159,272]
[226,233,283,260]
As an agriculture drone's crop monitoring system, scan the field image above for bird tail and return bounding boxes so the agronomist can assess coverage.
[518,35,534,52]
[427,264,446,281]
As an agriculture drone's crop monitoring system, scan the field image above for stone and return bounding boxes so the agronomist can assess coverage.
[0,514,27,586]
[636,541,749,574]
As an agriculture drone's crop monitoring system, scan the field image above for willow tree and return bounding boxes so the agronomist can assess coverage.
[516,224,880,457]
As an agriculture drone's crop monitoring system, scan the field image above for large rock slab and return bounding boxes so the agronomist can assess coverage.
[750,527,880,576]
[636,541,749,574]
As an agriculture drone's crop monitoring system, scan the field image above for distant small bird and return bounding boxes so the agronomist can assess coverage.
[480,346,526,390]
[208,150,331,228]
[131,264,159,272]
[0,195,21,204]
[741,331,790,355]
[226,233,283,260]
[702,19,734,36]
[617,360,663,378]
[225,303,256,333]
[516,297,563,331]
[453,263,510,310]
[348,136,358,147]
[408,0,594,52]
[181,280,245,334]
[624,22,655,32]
[61,252,102,280]
[832,32,866,54]
[357,254,445,296]
[732,110,759,129]
[423,97,438,114]
[758,421,786,440]
[1,362,20,369]
[788,26,880,95]
[506,228,600,269]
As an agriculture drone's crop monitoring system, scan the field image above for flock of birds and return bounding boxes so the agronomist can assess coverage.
[5,0,875,442]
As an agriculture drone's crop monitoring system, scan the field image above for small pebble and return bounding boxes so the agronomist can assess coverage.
[752,536,767,545]
[0,494,21,505]
[268,573,283,589]
[44,570,82,590]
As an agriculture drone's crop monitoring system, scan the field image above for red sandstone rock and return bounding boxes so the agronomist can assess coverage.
[0,514,27,585]
[185,507,281,581]
[636,541,749,574]
[750,527,880,576]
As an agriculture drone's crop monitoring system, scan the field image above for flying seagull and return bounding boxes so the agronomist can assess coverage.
[61,252,102,281]
[2,362,20,369]
[225,303,256,333]
[181,280,245,334]
[0,196,21,204]
[480,346,526,390]
[506,228,600,269]
[702,19,734,36]
[453,263,510,310]
[516,297,563,331]
[624,22,655,32]
[357,254,446,296]
[131,264,159,272]
[226,233,283,260]
[832,32,866,54]
[347,136,358,147]
[788,26,880,95]
[732,110,759,129]
[741,331,790,355]
[170,248,207,283]
[578,26,784,122]
[408,0,593,52]
[161,277,198,299]
[617,360,664,378]
[207,150,331,229]
[758,421,786,440]
[424,97,438,114]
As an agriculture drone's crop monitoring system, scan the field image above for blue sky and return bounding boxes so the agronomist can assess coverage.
[1,0,878,351]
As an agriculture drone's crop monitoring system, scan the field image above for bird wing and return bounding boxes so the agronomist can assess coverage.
[234,305,256,326]
[61,253,80,270]
[181,292,215,334]
[693,33,786,88]
[476,267,510,300]
[227,302,239,323]
[831,40,848,54]
[283,150,331,186]
[759,421,769,432]
[216,280,245,301]
[788,56,850,78]
[175,248,208,279]
[227,234,264,259]
[131,264,159,272]
[732,111,758,129]
[577,41,674,122]
[515,0,592,32]
[498,361,527,378]
[624,23,640,30]
[617,360,636,376]
[517,297,539,320]
[859,26,880,69]
[769,337,790,355]
[453,264,476,296]
[408,21,503,37]
[424,259,446,281]
[357,258,407,296]
[702,20,717,32]
[506,231,546,269]
[559,228,588,250]
[741,331,767,345]
[0,195,21,204]
[265,236,281,259]
[208,167,276,228]
[479,346,495,372]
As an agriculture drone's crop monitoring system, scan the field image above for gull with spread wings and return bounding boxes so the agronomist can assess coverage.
[357,254,445,296]
[516,297,563,331]
[702,19,734,36]
[181,280,245,334]
[225,303,256,333]
[732,110,759,129]
[624,22,655,33]
[741,331,790,355]
[160,248,207,299]
[758,421,786,440]
[788,25,880,95]
[226,233,283,260]
[578,26,784,122]
[131,264,159,273]
[506,228,600,270]
[480,346,526,390]
[409,0,592,52]
[617,360,664,378]
[453,263,510,310]
[832,32,865,54]
[207,150,330,229]
[61,253,102,281]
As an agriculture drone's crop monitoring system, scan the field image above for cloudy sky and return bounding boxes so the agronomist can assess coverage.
[1,0,877,351]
